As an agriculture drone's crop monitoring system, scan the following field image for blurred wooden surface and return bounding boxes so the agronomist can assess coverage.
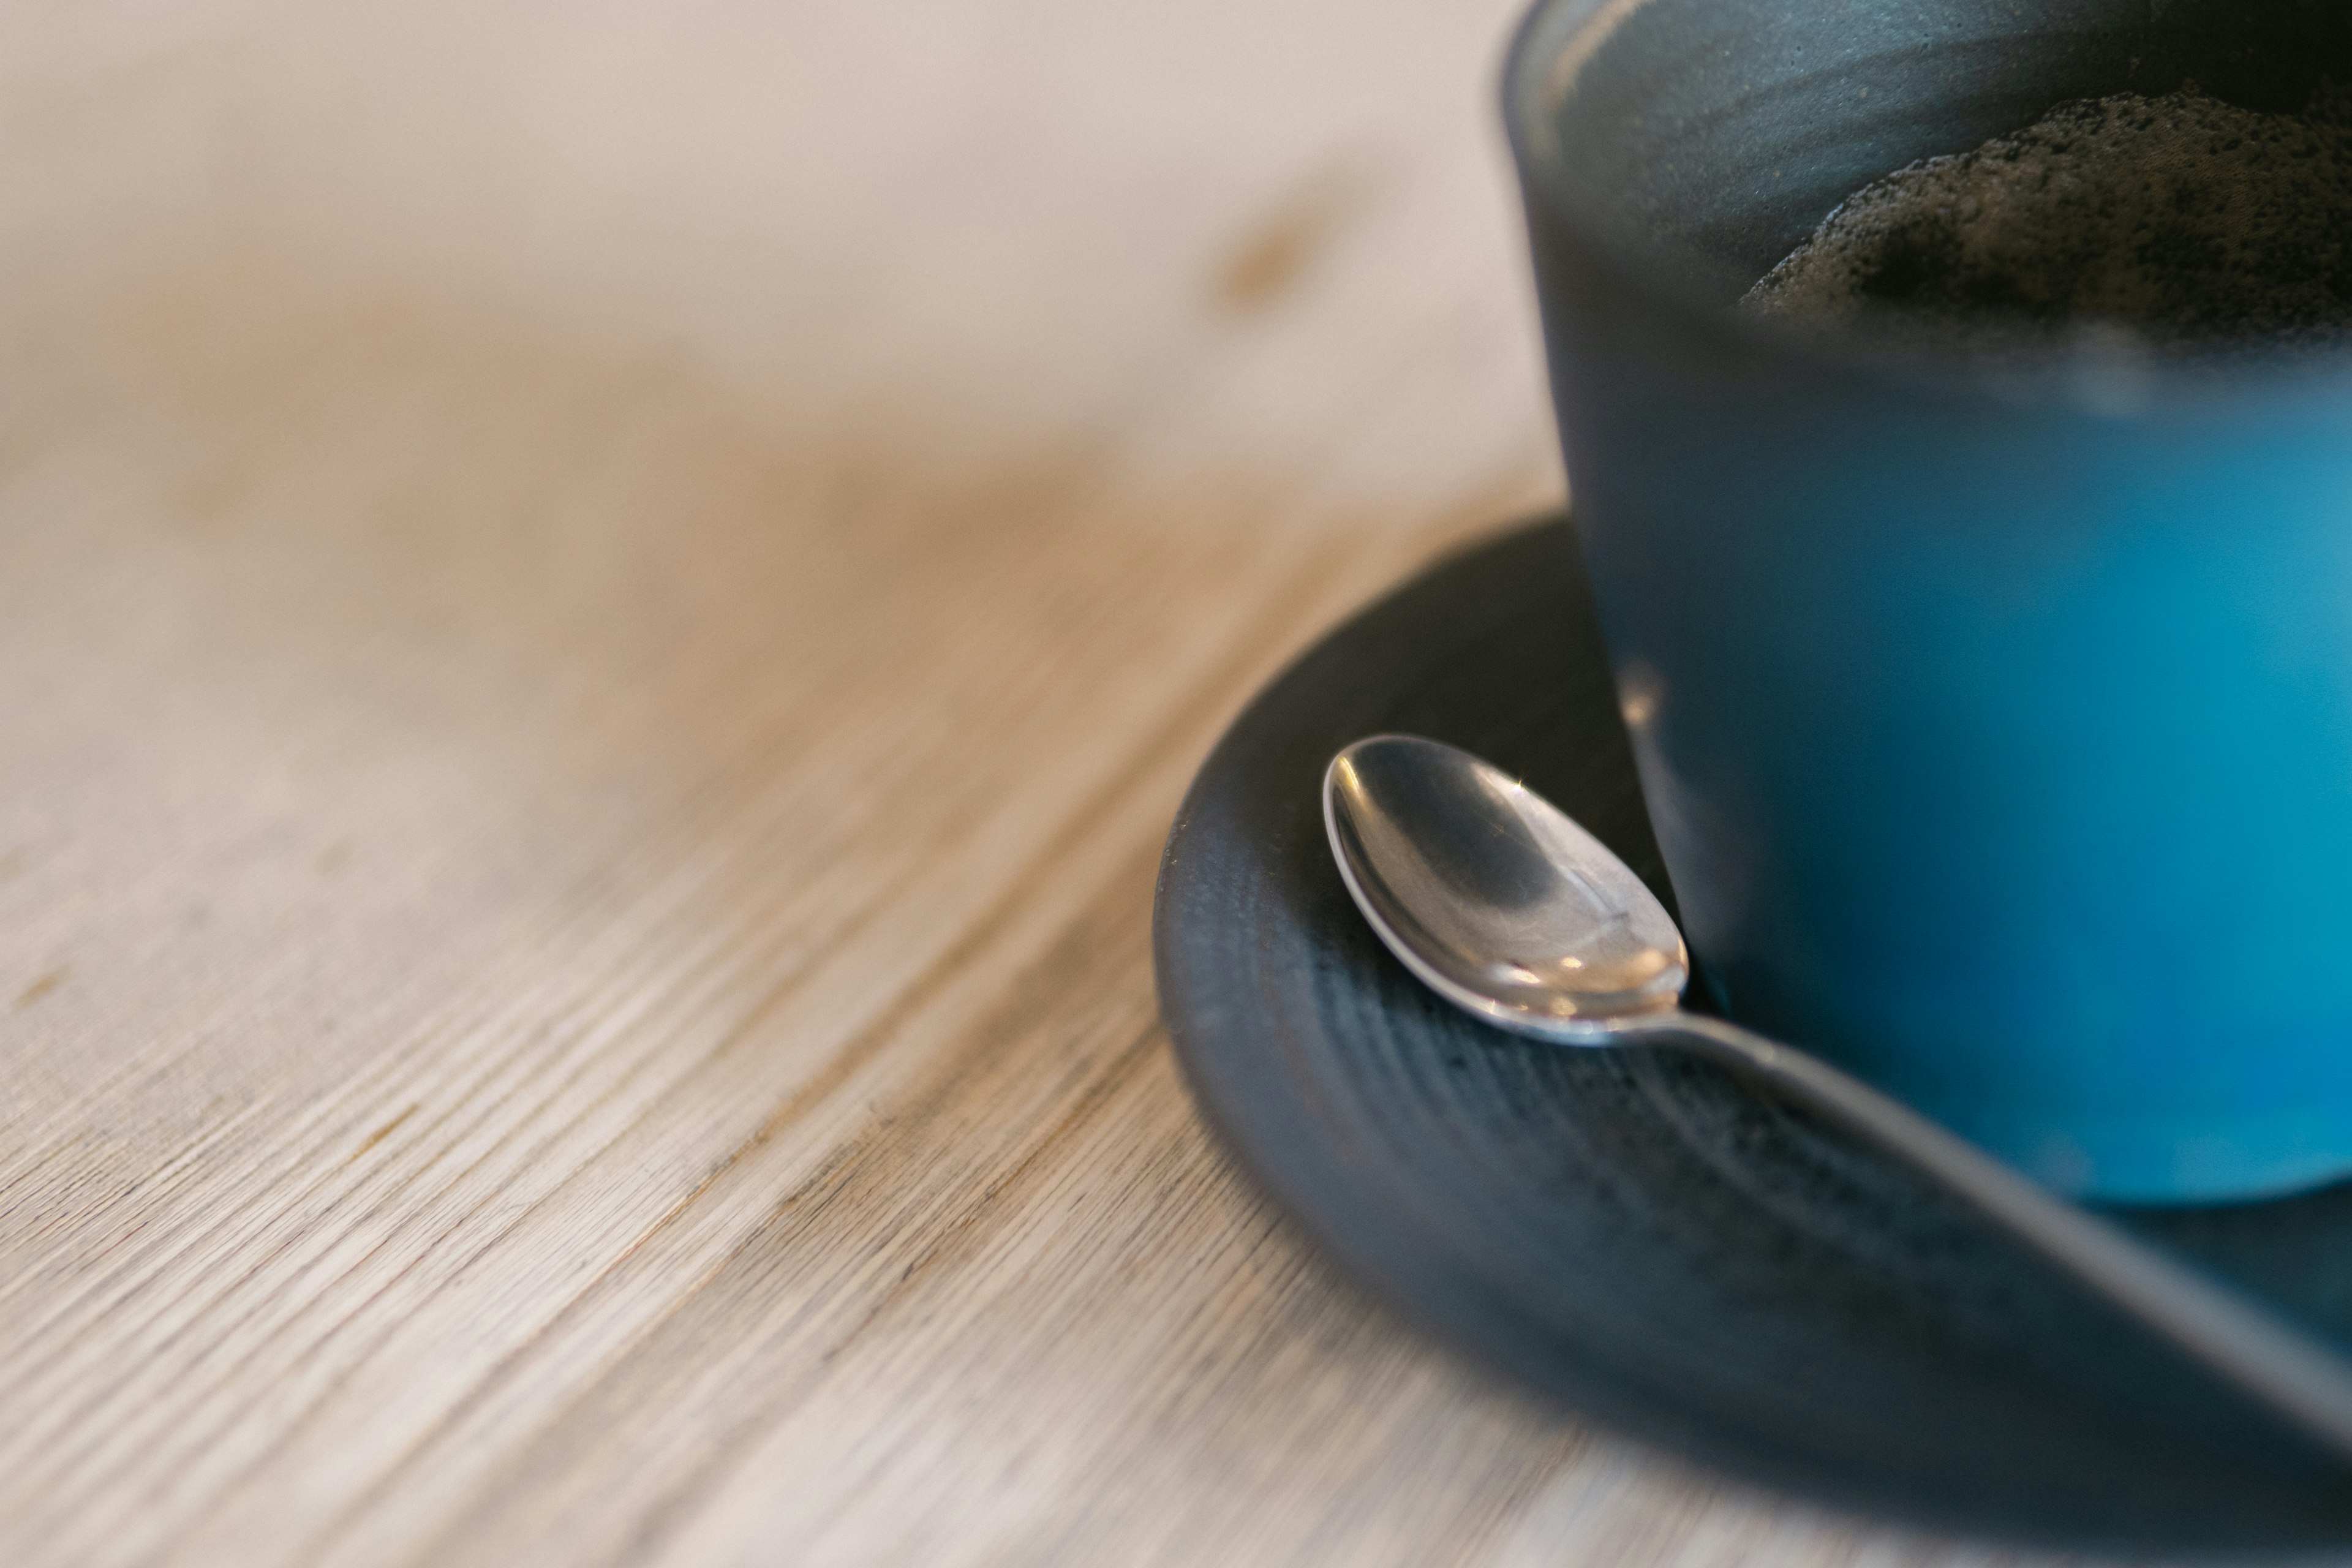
[0,4,2065,1566]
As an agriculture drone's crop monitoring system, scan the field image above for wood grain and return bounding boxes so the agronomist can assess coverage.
[0,3,2080,1564]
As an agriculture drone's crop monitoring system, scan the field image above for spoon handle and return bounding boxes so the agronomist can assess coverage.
[1660,1010,2352,1464]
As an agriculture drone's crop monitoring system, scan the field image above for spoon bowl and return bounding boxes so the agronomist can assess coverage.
[1324,737,1685,1035]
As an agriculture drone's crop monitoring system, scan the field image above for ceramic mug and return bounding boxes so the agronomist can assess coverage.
[1503,0,2352,1201]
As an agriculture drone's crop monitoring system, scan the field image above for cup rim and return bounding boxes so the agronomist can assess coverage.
[1498,0,2352,414]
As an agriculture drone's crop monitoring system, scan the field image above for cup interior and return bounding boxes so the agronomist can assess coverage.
[1508,0,2352,306]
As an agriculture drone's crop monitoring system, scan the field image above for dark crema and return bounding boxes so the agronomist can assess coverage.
[1743,86,2352,353]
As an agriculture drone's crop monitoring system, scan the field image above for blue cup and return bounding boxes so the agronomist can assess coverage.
[1503,0,2352,1202]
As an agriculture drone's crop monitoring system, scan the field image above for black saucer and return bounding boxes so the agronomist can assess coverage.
[1152,518,2352,1558]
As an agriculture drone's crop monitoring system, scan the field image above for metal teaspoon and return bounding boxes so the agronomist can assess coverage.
[1324,732,2352,1466]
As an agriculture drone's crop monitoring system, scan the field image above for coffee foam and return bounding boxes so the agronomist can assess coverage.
[1742,87,2352,353]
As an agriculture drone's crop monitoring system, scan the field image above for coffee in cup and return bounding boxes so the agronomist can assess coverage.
[1742,85,2352,353]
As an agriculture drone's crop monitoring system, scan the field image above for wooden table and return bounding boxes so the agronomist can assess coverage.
[1,4,2072,1564]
